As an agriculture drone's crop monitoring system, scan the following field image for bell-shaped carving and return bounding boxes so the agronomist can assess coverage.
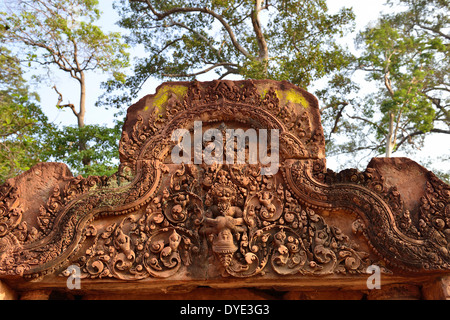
[212,228,238,255]
[212,228,238,268]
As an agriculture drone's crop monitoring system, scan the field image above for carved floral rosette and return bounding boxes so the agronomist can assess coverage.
[0,80,449,283]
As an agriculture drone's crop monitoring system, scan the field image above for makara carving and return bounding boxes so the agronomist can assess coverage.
[0,80,449,283]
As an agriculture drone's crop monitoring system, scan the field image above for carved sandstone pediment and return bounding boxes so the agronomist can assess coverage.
[0,80,449,292]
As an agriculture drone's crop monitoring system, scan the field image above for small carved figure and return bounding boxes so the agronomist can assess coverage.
[201,184,246,267]
[272,230,289,265]
[258,191,277,219]
[161,229,181,258]
[171,193,190,221]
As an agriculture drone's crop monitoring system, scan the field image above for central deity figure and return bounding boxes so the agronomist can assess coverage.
[201,183,246,267]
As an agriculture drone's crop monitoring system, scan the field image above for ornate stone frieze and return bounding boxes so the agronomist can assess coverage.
[71,162,371,280]
[0,80,449,284]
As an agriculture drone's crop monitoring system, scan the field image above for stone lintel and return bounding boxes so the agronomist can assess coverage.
[0,80,449,299]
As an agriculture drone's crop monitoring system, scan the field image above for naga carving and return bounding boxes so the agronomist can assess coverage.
[0,79,449,284]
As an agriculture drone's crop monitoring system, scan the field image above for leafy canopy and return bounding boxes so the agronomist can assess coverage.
[43,124,121,177]
[0,0,130,178]
[100,0,355,108]
[0,45,52,184]
[322,0,449,178]
[0,0,129,80]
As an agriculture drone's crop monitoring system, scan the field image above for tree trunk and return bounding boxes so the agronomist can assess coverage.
[78,71,86,128]
[386,112,394,157]
[251,0,269,76]
[77,71,90,167]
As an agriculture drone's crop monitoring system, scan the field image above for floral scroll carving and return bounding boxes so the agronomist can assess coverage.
[0,79,449,283]
[72,163,371,280]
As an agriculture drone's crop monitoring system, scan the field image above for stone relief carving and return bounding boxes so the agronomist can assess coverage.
[0,79,448,282]
[72,163,371,280]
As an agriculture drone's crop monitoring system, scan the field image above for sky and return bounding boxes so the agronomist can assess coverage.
[28,0,449,173]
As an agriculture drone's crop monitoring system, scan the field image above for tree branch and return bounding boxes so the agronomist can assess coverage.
[396,128,450,149]
[328,102,349,135]
[416,23,450,40]
[162,62,239,78]
[53,85,78,117]
[168,20,222,59]
[132,0,253,59]
[218,70,232,80]
[0,123,34,138]
[347,114,387,134]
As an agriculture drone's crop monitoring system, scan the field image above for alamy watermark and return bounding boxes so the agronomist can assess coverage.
[66,265,81,290]
[171,121,279,175]
[366,265,381,290]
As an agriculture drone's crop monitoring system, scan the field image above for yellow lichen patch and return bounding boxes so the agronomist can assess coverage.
[153,85,188,113]
[278,88,309,108]
[260,87,309,109]
[260,88,270,99]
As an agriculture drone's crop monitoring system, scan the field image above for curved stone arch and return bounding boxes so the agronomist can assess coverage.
[4,160,165,278]
[282,160,449,272]
[137,101,310,163]
[118,79,323,169]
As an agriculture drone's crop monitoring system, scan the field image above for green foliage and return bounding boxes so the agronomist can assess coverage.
[324,0,449,168]
[99,0,355,109]
[0,0,129,77]
[44,124,121,177]
[0,0,129,178]
[0,46,52,184]
[0,99,51,184]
